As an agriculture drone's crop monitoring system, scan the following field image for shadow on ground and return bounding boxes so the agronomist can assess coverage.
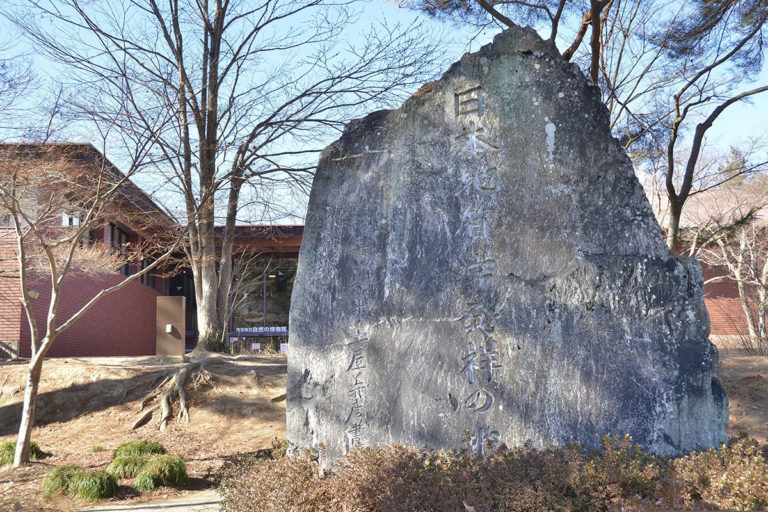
[0,355,287,437]
[0,370,169,436]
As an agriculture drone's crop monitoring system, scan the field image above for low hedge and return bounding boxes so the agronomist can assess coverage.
[218,436,768,512]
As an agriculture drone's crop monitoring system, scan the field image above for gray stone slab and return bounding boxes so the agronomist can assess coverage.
[287,26,728,466]
[79,489,220,511]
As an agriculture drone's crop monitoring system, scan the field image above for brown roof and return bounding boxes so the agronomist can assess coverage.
[1,143,306,251]
[0,142,176,231]
[216,225,304,238]
[214,225,303,255]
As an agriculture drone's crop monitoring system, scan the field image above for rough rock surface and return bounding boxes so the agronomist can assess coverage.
[287,26,728,465]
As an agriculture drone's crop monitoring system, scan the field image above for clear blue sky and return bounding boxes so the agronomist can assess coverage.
[1,1,766,223]
[706,68,768,149]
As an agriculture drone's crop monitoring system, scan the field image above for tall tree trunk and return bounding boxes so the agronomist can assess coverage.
[195,1,224,352]
[735,270,758,344]
[216,171,245,344]
[589,0,602,84]
[194,170,222,351]
[14,351,45,466]
[196,227,222,351]
[758,286,766,346]
[666,199,683,250]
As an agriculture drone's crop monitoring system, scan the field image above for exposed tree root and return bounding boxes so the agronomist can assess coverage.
[130,353,221,431]
[0,374,8,400]
[130,404,158,430]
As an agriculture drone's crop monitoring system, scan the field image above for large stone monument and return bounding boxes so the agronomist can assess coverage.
[287,26,728,464]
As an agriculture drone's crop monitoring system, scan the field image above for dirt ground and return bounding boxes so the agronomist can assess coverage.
[0,355,286,512]
[0,348,767,512]
[718,351,768,443]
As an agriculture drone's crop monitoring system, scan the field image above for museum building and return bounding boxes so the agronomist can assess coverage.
[0,143,300,358]
[0,143,753,359]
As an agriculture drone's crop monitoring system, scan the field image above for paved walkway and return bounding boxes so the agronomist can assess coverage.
[79,490,221,511]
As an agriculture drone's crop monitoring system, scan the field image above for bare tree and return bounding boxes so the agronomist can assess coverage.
[658,1,768,248]
[575,0,768,248]
[645,145,768,247]
[0,38,35,140]
[412,0,768,252]
[648,150,768,354]
[9,0,441,352]
[698,220,768,355]
[0,142,182,466]
[217,249,269,349]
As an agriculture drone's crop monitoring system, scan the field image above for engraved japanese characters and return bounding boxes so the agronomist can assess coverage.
[454,85,503,455]
[287,26,728,466]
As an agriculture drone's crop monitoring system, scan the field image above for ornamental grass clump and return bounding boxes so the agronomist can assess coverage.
[113,440,166,458]
[0,439,44,466]
[133,455,188,491]
[105,441,186,492]
[69,470,118,501]
[42,465,117,501]
[43,465,84,498]
[106,455,150,479]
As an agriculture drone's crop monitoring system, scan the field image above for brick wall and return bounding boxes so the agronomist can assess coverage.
[700,260,749,336]
[19,272,162,358]
[0,229,21,357]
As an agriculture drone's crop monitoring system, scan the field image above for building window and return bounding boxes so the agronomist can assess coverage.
[140,258,155,288]
[110,223,131,276]
[62,213,82,227]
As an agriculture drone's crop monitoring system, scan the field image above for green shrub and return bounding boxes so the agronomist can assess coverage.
[89,445,104,453]
[43,465,84,498]
[113,440,166,458]
[106,455,150,479]
[70,470,118,501]
[43,465,117,501]
[218,437,768,512]
[133,455,187,491]
[0,438,45,466]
